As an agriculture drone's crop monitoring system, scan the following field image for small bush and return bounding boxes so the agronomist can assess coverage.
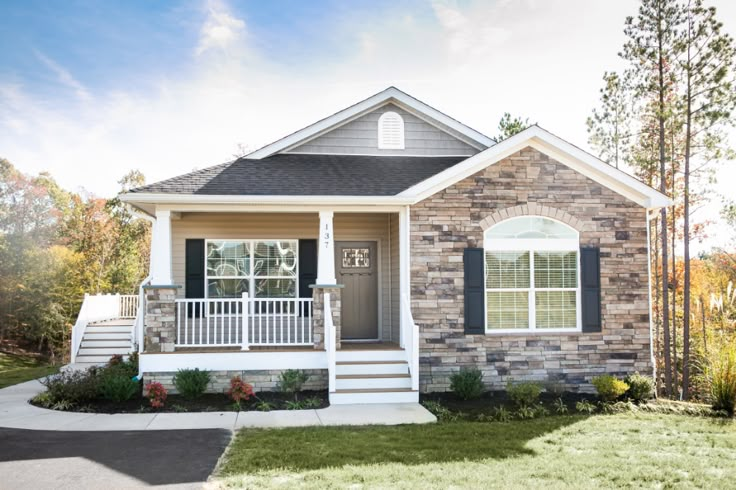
[592,375,629,402]
[624,372,654,403]
[701,343,736,415]
[279,370,309,400]
[41,369,100,406]
[302,396,322,409]
[515,405,536,420]
[576,399,597,414]
[99,375,139,402]
[421,400,460,422]
[492,406,512,422]
[226,376,254,407]
[108,354,124,366]
[173,368,211,399]
[507,381,541,408]
[449,367,484,400]
[145,381,167,408]
[553,397,568,415]
[255,400,275,412]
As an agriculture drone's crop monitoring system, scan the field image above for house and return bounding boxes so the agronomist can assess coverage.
[89,86,670,404]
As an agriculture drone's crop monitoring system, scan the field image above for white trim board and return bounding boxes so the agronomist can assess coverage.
[398,125,671,209]
[246,87,495,159]
[141,351,327,372]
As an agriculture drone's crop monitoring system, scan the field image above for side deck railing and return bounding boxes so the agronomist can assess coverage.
[70,293,125,363]
[174,294,313,348]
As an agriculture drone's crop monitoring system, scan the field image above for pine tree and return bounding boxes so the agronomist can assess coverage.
[587,72,633,168]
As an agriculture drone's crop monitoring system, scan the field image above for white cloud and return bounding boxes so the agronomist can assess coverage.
[34,50,92,102]
[195,0,247,56]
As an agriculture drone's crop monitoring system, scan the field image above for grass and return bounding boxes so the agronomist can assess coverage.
[213,413,736,489]
[0,351,59,389]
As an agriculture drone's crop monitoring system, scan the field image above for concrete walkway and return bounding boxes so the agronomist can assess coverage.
[0,379,436,432]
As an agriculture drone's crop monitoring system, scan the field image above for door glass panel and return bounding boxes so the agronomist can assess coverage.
[342,248,370,268]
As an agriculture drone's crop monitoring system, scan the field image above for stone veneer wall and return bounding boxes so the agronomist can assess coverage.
[143,286,179,353]
[145,369,328,394]
[312,286,342,350]
[411,146,653,393]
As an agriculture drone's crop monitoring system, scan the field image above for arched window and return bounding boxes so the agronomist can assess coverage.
[484,216,580,332]
[377,111,405,149]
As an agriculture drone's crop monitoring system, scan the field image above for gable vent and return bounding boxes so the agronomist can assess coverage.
[378,111,405,150]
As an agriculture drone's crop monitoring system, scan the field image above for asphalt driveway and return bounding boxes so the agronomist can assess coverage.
[0,428,231,489]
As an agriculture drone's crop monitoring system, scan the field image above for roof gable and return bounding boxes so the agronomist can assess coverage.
[246,87,495,159]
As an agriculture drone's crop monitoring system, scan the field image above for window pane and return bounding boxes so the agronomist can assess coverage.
[207,241,250,277]
[255,278,296,298]
[486,291,529,329]
[485,251,530,289]
[207,278,249,298]
[536,291,577,328]
[253,241,297,277]
[534,251,577,288]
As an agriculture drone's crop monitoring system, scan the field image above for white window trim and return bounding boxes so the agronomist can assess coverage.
[377,111,405,150]
[204,238,300,301]
[483,219,582,334]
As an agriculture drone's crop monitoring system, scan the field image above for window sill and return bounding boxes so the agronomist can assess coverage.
[483,329,583,336]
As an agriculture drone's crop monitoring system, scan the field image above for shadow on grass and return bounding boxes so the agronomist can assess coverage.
[221,416,587,475]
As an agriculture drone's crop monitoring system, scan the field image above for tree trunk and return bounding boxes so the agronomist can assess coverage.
[700,294,707,356]
[681,11,693,400]
[671,170,678,397]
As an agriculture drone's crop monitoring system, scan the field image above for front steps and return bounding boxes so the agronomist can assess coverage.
[330,347,418,404]
[75,319,134,365]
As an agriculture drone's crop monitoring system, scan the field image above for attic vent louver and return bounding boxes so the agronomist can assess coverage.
[378,111,405,150]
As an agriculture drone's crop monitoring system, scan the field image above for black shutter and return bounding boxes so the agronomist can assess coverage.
[580,247,602,332]
[464,248,485,334]
[298,239,317,298]
[185,239,205,318]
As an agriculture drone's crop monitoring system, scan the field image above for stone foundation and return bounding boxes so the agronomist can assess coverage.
[311,286,342,349]
[144,369,328,394]
[411,146,653,393]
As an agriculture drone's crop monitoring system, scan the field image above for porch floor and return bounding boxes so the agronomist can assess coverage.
[340,342,402,351]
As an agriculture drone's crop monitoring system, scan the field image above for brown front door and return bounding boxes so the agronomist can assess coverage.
[335,241,378,340]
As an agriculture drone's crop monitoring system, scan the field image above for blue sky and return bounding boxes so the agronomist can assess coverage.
[1,0,735,250]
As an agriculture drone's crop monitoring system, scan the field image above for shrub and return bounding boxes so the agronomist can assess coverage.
[255,400,275,412]
[41,369,100,406]
[592,375,629,402]
[575,399,597,414]
[492,406,512,422]
[302,396,322,409]
[145,381,167,408]
[279,369,309,400]
[449,367,484,400]
[701,343,736,415]
[108,354,124,366]
[226,376,254,407]
[507,381,541,408]
[173,368,211,399]
[624,372,654,403]
[553,397,569,415]
[99,375,139,402]
[421,400,460,422]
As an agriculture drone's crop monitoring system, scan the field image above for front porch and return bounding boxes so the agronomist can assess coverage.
[136,207,419,404]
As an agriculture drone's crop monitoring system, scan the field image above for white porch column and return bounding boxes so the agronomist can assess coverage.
[398,206,410,347]
[316,210,336,285]
[150,209,173,284]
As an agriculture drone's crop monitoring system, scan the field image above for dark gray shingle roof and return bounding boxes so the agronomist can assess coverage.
[130,154,467,196]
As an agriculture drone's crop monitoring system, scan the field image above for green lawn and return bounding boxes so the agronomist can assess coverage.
[0,351,58,389]
[214,413,736,489]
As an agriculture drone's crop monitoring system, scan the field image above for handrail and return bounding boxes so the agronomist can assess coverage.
[402,294,419,391]
[70,295,89,364]
[135,275,152,354]
[325,292,336,393]
[70,293,121,363]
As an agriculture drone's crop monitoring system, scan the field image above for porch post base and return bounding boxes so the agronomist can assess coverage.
[142,285,180,353]
[311,285,343,351]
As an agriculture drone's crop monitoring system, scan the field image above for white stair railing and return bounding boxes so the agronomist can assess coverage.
[402,294,419,391]
[70,293,124,363]
[134,276,152,353]
[119,294,139,319]
[325,292,336,393]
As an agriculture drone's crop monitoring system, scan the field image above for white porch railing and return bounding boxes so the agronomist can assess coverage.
[174,295,314,348]
[402,294,419,391]
[119,294,139,319]
[70,293,124,363]
[325,292,336,393]
[134,276,152,353]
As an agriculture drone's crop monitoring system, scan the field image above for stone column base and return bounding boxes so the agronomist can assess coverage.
[311,285,343,350]
[143,285,181,353]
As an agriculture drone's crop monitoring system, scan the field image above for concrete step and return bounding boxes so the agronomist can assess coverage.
[330,388,418,405]
[74,355,130,364]
[335,374,412,390]
[335,361,409,376]
[335,349,406,363]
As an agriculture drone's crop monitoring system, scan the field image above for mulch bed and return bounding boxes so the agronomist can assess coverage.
[31,390,329,414]
[421,391,593,417]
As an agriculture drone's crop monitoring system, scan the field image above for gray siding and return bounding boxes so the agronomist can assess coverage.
[286,104,480,156]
